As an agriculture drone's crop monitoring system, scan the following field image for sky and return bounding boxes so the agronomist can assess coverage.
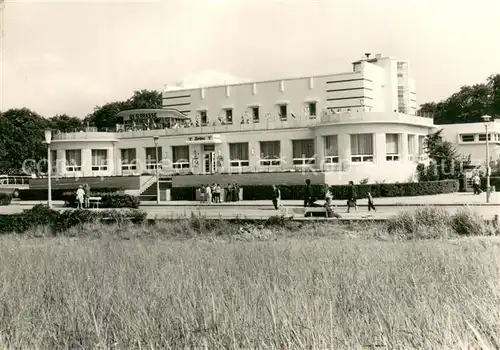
[1,0,499,118]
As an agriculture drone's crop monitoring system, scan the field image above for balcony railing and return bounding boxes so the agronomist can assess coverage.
[351,155,374,163]
[386,154,400,161]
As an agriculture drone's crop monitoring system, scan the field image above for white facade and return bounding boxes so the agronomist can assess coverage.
[48,54,436,186]
[163,53,417,123]
[440,121,500,168]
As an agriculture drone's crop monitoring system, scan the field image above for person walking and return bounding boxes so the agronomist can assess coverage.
[472,173,481,195]
[367,191,376,212]
[347,180,358,213]
[272,185,281,210]
[76,185,85,209]
[303,179,313,207]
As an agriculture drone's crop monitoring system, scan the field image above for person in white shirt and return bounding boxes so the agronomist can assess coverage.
[205,184,212,204]
[76,185,85,209]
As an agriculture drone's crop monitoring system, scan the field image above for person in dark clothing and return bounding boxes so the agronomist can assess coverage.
[272,185,281,210]
[347,180,358,213]
[303,179,314,207]
[367,191,376,212]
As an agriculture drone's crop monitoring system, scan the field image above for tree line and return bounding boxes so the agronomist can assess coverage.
[0,90,162,174]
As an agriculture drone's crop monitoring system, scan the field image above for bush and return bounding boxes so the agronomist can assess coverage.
[386,206,498,239]
[0,204,147,234]
[0,192,12,206]
[171,180,458,201]
[18,187,124,201]
[481,177,500,191]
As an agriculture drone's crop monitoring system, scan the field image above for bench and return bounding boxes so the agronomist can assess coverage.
[88,196,102,208]
[303,206,342,218]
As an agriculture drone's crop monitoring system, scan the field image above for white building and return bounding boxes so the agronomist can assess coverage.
[440,120,500,168]
[44,54,435,195]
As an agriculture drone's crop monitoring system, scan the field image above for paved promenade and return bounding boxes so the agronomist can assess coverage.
[1,192,498,221]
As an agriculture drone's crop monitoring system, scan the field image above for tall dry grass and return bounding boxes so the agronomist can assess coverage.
[0,230,499,348]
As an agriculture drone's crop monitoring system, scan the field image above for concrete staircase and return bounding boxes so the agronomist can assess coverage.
[138,177,172,202]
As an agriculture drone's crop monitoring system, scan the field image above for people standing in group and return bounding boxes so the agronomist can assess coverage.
[303,179,314,207]
[76,185,85,209]
[214,183,221,203]
[199,184,206,203]
[205,184,212,204]
[226,183,233,202]
[367,191,376,212]
[347,180,358,213]
[472,172,482,195]
[272,185,281,210]
[83,183,90,208]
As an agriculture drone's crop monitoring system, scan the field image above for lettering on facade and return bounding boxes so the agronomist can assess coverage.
[188,135,213,142]
[129,112,157,120]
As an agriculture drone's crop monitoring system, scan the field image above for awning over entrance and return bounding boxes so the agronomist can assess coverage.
[185,134,222,144]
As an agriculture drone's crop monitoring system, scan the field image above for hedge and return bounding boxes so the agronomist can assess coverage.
[171,180,459,201]
[481,177,500,191]
[0,193,12,206]
[62,192,140,209]
[18,187,124,201]
[0,204,147,234]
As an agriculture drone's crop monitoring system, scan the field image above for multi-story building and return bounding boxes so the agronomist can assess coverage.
[45,54,435,195]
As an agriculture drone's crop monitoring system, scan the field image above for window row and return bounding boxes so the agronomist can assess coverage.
[117,133,427,171]
[460,133,500,143]
[195,102,317,125]
[55,149,109,172]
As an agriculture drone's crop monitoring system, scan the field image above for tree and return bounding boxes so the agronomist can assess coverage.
[49,114,83,132]
[417,129,471,181]
[0,108,50,174]
[84,89,162,130]
[418,74,500,124]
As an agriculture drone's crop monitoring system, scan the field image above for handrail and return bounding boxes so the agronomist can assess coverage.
[0,175,31,186]
[139,175,157,194]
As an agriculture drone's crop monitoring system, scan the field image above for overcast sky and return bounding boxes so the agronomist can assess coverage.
[1,0,499,118]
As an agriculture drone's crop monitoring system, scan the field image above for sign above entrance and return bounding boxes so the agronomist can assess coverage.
[186,134,222,144]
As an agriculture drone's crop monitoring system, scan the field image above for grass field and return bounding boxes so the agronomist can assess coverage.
[0,218,499,349]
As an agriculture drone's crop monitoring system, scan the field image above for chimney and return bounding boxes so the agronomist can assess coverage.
[364,53,371,59]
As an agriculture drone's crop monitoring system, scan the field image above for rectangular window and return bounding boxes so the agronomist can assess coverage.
[408,134,416,160]
[91,149,108,171]
[229,143,250,167]
[121,148,137,171]
[350,134,373,162]
[259,141,281,166]
[252,107,259,123]
[461,134,475,142]
[324,135,339,164]
[292,139,315,165]
[385,134,399,161]
[145,146,162,170]
[308,102,317,117]
[478,133,492,141]
[200,110,207,126]
[225,109,233,124]
[418,135,426,157]
[279,105,287,120]
[65,149,82,172]
[172,146,190,169]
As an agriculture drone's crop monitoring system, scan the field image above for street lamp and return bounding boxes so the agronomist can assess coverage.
[44,129,53,208]
[482,115,492,203]
[153,136,160,204]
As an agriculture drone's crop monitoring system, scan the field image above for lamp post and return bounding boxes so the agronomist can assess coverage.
[153,136,160,204]
[44,129,53,208]
[482,115,492,203]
